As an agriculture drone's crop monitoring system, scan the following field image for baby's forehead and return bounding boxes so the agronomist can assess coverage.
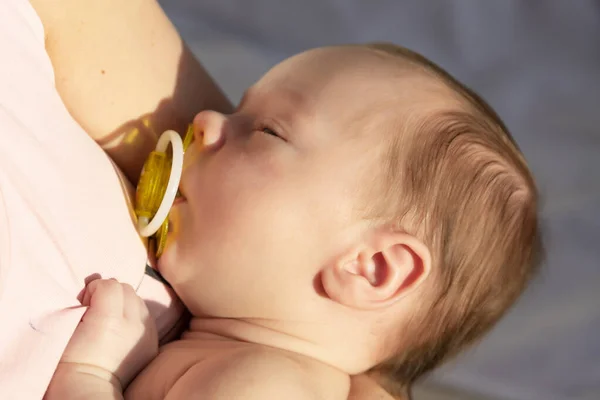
[249,47,460,141]
[270,48,453,110]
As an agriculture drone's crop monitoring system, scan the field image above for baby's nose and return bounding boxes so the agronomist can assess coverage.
[193,110,227,150]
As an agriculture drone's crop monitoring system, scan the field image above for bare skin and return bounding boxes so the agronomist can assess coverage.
[30,0,231,184]
[31,1,401,398]
[349,375,404,400]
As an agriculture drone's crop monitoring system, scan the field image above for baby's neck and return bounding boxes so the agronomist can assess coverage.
[184,316,349,375]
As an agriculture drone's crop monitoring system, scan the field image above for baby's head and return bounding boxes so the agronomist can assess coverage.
[160,43,542,390]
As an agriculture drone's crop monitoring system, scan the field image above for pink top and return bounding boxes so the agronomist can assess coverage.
[0,1,184,398]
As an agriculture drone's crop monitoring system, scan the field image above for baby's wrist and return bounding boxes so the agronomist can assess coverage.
[59,361,123,388]
[47,362,123,399]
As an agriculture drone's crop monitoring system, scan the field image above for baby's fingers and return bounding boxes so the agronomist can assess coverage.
[82,278,124,319]
[121,282,148,322]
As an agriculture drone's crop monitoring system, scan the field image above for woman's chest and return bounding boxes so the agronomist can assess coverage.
[2,94,149,300]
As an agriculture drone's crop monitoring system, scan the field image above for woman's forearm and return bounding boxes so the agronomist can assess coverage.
[31,0,232,182]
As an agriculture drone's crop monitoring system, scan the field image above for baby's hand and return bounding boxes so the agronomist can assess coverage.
[58,278,158,390]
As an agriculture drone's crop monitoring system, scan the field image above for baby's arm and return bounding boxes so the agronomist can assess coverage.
[46,364,123,400]
[163,351,319,400]
[45,279,158,399]
[30,0,232,183]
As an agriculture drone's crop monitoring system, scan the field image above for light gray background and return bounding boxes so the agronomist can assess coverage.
[159,1,600,399]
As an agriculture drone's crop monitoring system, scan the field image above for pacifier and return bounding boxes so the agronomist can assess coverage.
[135,124,195,257]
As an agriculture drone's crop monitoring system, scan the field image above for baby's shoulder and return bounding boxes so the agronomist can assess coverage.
[167,345,347,399]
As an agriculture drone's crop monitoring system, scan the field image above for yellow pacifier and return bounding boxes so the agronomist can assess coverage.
[135,124,195,257]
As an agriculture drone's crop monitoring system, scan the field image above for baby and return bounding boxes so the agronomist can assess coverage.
[46,43,542,399]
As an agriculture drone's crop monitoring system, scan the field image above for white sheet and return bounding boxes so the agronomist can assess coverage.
[160,1,600,399]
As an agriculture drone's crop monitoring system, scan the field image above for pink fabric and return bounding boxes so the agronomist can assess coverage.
[0,1,183,398]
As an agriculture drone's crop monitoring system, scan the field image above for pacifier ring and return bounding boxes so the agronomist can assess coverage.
[138,130,184,237]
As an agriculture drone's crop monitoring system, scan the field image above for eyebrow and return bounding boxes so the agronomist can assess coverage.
[278,87,308,108]
[240,86,312,122]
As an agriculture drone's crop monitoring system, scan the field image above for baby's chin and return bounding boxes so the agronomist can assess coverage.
[156,224,199,291]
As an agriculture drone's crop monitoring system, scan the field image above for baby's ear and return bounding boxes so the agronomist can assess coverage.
[321,230,432,310]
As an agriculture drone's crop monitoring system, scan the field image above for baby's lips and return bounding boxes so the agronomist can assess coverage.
[175,173,188,201]
[175,187,186,202]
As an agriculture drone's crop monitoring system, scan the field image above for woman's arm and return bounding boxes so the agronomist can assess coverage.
[30,0,233,183]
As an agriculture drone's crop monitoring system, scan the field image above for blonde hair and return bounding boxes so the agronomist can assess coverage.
[363,43,543,395]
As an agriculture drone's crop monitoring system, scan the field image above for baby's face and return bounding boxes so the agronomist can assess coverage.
[159,47,417,318]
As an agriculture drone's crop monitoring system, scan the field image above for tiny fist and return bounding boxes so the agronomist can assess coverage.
[60,278,158,388]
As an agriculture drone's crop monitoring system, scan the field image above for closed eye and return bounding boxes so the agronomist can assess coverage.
[257,124,287,142]
[262,127,279,137]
